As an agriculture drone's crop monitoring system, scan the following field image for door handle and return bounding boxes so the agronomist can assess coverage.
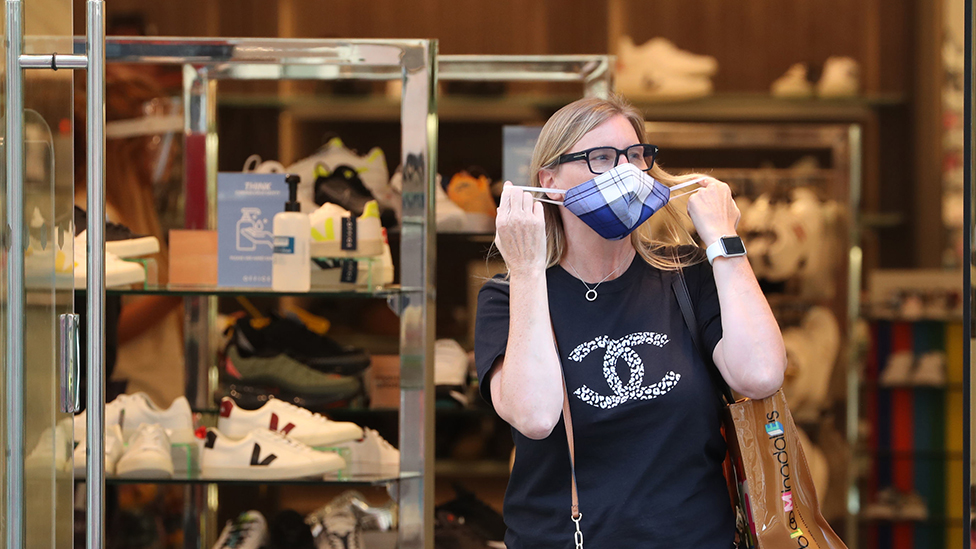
[59,313,81,413]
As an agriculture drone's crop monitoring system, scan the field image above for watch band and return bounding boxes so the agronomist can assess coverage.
[705,236,744,265]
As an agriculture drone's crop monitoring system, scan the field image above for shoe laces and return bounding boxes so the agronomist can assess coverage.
[254,428,315,453]
[366,429,396,452]
[272,398,331,423]
[132,424,170,449]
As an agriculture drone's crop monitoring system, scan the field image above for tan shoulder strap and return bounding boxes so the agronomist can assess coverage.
[551,324,584,548]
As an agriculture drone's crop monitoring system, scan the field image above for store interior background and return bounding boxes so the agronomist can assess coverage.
[65,0,970,548]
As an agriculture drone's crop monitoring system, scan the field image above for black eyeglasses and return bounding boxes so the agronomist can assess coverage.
[552,144,659,175]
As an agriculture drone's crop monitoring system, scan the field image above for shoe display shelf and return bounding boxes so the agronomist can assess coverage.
[642,122,862,540]
[77,36,438,549]
[855,317,966,549]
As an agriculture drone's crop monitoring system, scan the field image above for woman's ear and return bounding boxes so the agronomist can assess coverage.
[538,168,561,201]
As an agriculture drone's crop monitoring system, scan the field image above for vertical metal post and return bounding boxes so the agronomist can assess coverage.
[963,0,972,543]
[398,41,438,549]
[85,1,106,549]
[181,64,218,549]
[582,57,613,99]
[4,1,25,548]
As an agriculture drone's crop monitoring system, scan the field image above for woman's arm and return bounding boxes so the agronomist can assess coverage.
[488,184,564,439]
[709,256,786,398]
[118,295,182,344]
[687,178,786,399]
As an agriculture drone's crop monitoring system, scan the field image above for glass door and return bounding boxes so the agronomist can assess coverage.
[1,0,78,548]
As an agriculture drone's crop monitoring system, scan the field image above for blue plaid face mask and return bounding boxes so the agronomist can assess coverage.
[516,164,703,240]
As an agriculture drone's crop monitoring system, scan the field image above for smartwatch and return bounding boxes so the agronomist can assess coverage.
[706,235,747,265]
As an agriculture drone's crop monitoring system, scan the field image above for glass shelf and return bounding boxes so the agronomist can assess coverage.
[218,92,907,124]
[74,284,406,298]
[859,381,964,391]
[76,471,418,486]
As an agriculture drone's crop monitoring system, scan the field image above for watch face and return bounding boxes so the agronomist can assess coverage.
[722,236,746,255]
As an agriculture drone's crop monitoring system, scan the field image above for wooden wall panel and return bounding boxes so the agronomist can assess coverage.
[618,0,872,93]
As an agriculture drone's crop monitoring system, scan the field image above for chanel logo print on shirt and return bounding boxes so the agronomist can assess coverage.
[568,331,680,409]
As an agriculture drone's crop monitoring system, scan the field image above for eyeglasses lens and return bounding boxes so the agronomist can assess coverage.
[586,145,654,174]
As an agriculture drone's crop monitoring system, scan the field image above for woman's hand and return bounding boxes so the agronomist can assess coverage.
[686,177,740,246]
[494,182,547,276]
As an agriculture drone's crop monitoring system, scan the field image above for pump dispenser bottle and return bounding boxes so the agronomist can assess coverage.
[272,174,311,292]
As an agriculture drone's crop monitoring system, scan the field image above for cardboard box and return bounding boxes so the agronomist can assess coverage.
[168,230,218,286]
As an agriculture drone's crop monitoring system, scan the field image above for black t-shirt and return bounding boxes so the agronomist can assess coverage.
[474,250,735,549]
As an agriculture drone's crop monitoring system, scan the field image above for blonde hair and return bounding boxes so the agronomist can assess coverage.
[528,95,705,270]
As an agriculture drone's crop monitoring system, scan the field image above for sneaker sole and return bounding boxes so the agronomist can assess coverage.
[310,239,383,258]
[202,455,345,480]
[107,237,160,259]
[115,455,174,478]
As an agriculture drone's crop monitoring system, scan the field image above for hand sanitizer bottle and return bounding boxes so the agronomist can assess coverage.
[272,174,310,292]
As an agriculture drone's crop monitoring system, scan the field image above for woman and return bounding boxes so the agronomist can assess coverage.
[474,95,786,548]
[76,66,185,408]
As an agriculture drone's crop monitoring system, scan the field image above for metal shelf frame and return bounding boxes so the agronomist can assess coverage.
[86,36,439,549]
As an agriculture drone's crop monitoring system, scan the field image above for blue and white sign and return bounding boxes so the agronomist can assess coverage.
[502,125,543,187]
[217,172,287,288]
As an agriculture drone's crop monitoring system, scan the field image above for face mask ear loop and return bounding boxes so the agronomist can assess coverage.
[666,177,709,200]
[670,188,701,200]
[506,185,566,206]
[508,185,566,194]
[532,197,565,206]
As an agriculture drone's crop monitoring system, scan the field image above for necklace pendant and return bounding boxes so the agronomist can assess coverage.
[585,289,598,302]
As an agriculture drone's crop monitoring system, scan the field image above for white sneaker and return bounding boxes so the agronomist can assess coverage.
[242,154,286,175]
[309,200,384,258]
[109,393,196,444]
[213,510,270,549]
[898,491,929,521]
[618,35,717,76]
[817,56,859,98]
[287,138,396,218]
[73,231,146,288]
[912,351,946,386]
[116,423,174,479]
[764,203,804,281]
[25,229,75,290]
[73,424,125,477]
[618,70,713,100]
[880,351,914,386]
[771,63,814,98]
[436,339,469,406]
[201,428,345,480]
[25,417,74,474]
[327,428,399,476]
[217,397,362,448]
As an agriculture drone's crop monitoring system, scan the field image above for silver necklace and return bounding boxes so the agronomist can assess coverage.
[566,256,628,302]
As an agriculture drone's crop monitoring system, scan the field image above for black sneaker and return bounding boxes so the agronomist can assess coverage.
[74,206,160,258]
[435,509,493,549]
[268,510,315,549]
[313,165,398,229]
[436,484,506,543]
[230,314,371,376]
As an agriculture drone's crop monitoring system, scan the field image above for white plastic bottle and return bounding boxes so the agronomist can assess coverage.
[272,174,311,292]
